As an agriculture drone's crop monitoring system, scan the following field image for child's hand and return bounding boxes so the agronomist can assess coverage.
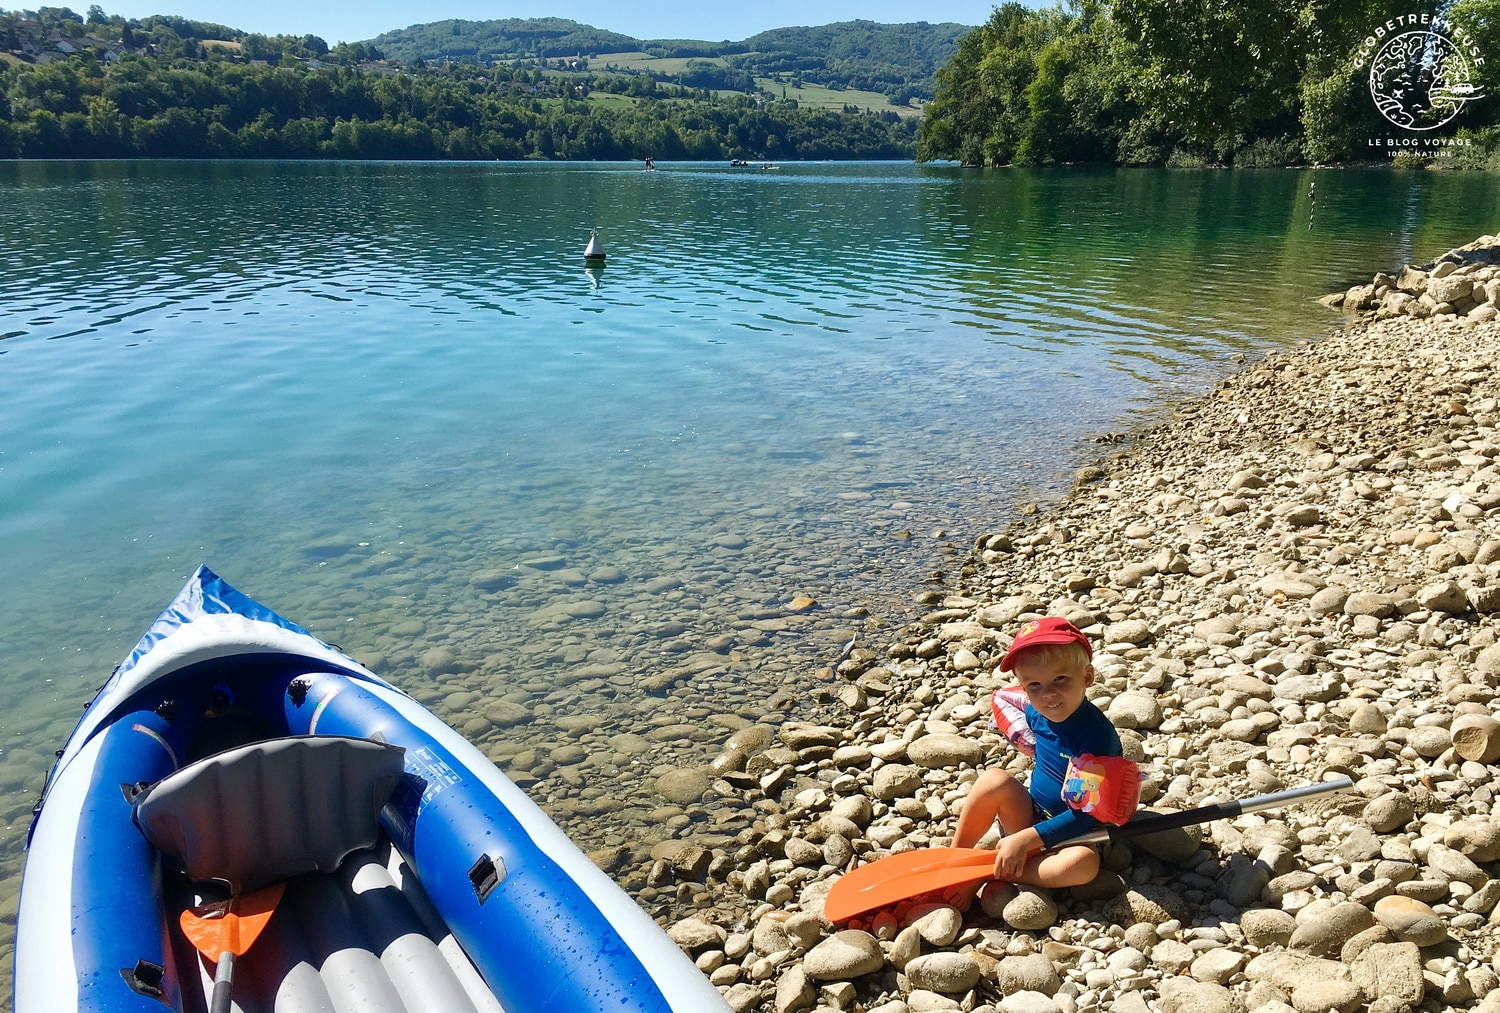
[992,833,1034,880]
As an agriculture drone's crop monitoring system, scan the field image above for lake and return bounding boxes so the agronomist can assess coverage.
[1,159,1496,974]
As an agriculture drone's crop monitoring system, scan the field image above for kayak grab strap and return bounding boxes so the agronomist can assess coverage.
[133,735,406,895]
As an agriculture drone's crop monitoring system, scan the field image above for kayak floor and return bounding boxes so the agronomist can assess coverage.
[168,841,506,1013]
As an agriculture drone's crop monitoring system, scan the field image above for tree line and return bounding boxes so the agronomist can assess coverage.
[0,8,917,160]
[917,0,1500,168]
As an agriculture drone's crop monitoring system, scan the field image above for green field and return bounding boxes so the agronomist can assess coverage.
[592,52,712,74]
[585,92,641,109]
[756,78,922,118]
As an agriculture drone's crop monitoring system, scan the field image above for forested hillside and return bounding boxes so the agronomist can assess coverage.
[370,18,967,105]
[917,0,1500,168]
[0,6,918,160]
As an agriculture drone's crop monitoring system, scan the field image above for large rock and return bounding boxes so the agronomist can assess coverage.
[906,733,983,769]
[1444,817,1500,862]
[1428,275,1473,304]
[1372,895,1447,946]
[1423,842,1488,888]
[1288,901,1374,957]
[1108,691,1164,729]
[1344,592,1398,617]
[1349,941,1425,1005]
[1291,980,1363,1013]
[1245,952,1349,993]
[909,904,963,946]
[1103,885,1192,926]
[1450,714,1500,763]
[1003,888,1058,930]
[668,917,726,951]
[1157,977,1245,1013]
[872,763,922,801]
[1105,619,1152,645]
[1241,908,1296,948]
[1272,673,1342,702]
[1364,792,1414,832]
[904,952,981,993]
[994,952,1060,995]
[752,914,793,956]
[1477,642,1500,678]
[1132,820,1202,864]
[997,993,1063,1013]
[655,766,711,803]
[803,930,884,981]
[1190,948,1246,985]
[780,723,841,750]
[774,965,815,1013]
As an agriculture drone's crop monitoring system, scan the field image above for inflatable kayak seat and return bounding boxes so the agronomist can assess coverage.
[135,735,406,895]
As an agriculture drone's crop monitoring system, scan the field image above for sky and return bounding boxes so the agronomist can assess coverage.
[90,1,1006,45]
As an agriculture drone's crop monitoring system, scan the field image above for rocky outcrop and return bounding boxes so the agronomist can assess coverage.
[1324,234,1500,326]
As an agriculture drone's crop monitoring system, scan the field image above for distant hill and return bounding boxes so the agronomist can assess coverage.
[369,18,971,102]
[370,17,641,63]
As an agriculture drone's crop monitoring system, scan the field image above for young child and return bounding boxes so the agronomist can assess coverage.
[952,616,1125,889]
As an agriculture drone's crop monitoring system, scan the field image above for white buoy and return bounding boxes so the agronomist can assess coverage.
[583,229,606,262]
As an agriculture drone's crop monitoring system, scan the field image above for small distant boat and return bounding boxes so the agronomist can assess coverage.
[643,157,656,172]
[729,159,749,167]
[760,163,779,170]
[584,229,606,262]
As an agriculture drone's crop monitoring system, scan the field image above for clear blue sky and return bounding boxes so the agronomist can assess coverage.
[93,1,1003,45]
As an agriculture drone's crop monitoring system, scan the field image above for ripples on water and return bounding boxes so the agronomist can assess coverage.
[1,160,1497,966]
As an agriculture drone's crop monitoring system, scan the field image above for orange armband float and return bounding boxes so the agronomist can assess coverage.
[1061,754,1141,825]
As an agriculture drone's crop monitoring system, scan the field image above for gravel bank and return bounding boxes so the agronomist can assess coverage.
[659,236,1500,1013]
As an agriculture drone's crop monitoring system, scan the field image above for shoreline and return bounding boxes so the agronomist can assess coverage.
[665,236,1500,1013]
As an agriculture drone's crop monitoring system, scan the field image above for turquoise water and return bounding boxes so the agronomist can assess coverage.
[1,160,1497,967]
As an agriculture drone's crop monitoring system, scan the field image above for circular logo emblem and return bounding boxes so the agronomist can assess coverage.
[1369,29,1482,130]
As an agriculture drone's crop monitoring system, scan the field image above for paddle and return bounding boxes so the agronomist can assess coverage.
[179,881,286,1013]
[824,777,1353,922]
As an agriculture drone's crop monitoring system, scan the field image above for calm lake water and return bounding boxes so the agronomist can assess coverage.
[1,159,1497,973]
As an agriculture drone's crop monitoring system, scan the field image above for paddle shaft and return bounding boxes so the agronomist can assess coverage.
[209,951,234,1013]
[1067,776,1355,846]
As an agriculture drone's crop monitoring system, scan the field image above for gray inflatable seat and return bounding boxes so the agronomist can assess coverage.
[135,735,407,895]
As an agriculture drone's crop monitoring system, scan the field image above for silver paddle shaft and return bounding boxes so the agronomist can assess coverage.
[1067,776,1355,846]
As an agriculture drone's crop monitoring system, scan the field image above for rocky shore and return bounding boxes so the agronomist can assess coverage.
[660,236,1500,1013]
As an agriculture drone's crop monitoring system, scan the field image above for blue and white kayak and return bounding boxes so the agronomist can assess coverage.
[14,566,728,1013]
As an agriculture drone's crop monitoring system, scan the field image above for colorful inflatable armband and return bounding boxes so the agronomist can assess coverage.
[990,686,1035,758]
[1061,753,1140,825]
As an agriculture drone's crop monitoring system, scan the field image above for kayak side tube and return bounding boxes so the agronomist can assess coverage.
[15,710,188,1013]
[284,670,729,1013]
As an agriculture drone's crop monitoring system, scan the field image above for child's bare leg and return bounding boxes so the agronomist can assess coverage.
[952,769,1035,848]
[1011,843,1100,890]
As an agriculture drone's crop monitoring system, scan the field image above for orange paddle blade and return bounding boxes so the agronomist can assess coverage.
[179,881,287,960]
[823,847,997,923]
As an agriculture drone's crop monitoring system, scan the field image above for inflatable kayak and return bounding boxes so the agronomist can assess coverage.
[14,566,728,1012]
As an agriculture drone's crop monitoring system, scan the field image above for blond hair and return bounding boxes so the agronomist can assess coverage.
[1009,640,1090,675]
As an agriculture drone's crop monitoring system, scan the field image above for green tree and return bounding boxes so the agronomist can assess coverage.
[84,92,123,151]
[1447,0,1500,128]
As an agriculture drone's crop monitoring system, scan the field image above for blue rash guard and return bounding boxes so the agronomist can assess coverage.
[1026,698,1123,849]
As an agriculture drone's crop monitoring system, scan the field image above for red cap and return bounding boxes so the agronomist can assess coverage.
[1000,616,1092,672]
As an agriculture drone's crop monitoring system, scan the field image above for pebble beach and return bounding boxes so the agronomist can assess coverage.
[659,235,1500,1013]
